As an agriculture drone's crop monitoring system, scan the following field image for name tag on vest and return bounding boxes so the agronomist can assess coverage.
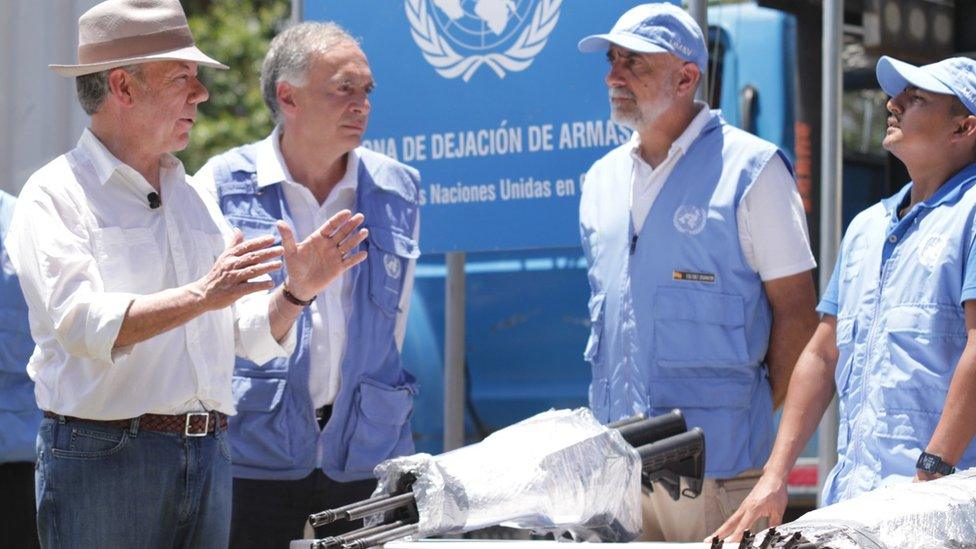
[672,270,716,283]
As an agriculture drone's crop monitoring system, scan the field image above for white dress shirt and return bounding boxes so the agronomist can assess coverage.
[5,129,293,420]
[195,127,417,409]
[629,102,816,280]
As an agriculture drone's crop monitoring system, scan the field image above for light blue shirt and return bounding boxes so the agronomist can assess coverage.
[818,164,976,503]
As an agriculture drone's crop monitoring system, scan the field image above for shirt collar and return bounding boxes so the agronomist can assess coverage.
[77,128,182,186]
[256,126,292,188]
[628,100,714,163]
[882,162,976,217]
[258,125,360,194]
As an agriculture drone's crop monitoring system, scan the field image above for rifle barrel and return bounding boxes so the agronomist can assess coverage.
[345,492,416,522]
[310,494,391,527]
[342,523,419,549]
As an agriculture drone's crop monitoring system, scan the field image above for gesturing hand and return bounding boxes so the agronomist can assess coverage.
[192,230,284,311]
[277,209,369,301]
[708,472,788,542]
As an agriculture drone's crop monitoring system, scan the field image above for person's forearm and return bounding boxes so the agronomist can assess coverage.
[764,346,836,478]
[115,233,283,350]
[764,272,819,408]
[267,286,305,341]
[766,311,818,408]
[925,341,976,466]
[114,284,209,349]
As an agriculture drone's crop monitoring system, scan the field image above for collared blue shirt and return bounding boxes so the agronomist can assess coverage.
[817,163,976,503]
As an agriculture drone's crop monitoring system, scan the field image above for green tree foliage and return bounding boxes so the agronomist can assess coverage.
[178,0,290,173]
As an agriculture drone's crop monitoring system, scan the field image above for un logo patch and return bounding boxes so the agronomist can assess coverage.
[918,234,948,269]
[405,0,562,82]
[673,205,707,235]
[384,253,403,280]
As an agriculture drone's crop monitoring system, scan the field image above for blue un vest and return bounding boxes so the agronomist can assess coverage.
[823,165,976,504]
[211,143,420,482]
[0,191,39,463]
[580,113,787,478]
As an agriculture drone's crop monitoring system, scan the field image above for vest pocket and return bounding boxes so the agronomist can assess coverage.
[885,305,966,377]
[875,384,944,444]
[344,378,416,474]
[232,375,287,411]
[874,305,964,446]
[583,293,606,365]
[653,287,749,371]
[229,376,292,468]
[833,316,856,397]
[367,230,419,316]
[225,216,280,241]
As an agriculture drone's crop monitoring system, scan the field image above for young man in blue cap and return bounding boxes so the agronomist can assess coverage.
[714,55,976,541]
[577,3,818,541]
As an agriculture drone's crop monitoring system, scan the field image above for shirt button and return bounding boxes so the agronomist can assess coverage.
[888,235,898,243]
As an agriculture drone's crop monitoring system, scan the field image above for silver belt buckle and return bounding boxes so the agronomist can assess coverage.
[185,412,210,437]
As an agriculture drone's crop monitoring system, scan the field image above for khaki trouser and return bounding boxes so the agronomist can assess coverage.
[638,469,767,542]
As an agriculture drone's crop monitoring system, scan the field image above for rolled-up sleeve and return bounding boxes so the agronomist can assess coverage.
[5,187,135,364]
[233,290,296,365]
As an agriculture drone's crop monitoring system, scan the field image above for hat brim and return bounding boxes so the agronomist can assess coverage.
[876,55,953,97]
[49,45,228,77]
[578,32,670,54]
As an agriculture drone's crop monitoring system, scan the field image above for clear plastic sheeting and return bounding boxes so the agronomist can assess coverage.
[773,468,976,549]
[370,408,642,542]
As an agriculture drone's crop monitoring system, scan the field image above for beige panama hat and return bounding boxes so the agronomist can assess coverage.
[50,0,228,77]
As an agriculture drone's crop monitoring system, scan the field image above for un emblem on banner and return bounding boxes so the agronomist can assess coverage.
[405,0,562,82]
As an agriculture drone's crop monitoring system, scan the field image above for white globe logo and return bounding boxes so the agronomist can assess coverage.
[406,0,563,82]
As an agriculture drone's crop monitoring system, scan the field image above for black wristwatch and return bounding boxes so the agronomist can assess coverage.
[916,451,956,476]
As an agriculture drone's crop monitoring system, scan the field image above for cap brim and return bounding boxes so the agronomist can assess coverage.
[49,45,228,77]
[876,55,953,97]
[578,32,669,54]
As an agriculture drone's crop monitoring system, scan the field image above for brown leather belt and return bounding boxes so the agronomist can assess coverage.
[43,410,227,437]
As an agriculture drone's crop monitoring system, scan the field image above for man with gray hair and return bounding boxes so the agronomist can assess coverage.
[8,1,367,547]
[196,21,420,547]
[576,4,818,541]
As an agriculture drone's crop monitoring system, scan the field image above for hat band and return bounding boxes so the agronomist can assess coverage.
[78,26,194,65]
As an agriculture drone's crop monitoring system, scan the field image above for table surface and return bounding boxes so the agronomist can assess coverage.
[386,540,712,548]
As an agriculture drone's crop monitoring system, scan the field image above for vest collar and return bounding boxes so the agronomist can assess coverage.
[627,101,716,164]
[883,162,976,217]
[256,126,360,196]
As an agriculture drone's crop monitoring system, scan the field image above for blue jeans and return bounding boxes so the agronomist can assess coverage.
[35,416,231,548]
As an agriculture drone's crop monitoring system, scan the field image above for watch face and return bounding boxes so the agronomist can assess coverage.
[921,454,937,469]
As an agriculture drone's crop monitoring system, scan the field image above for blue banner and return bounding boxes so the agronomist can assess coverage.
[304,0,676,252]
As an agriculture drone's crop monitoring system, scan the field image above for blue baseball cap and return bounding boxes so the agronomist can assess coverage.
[578,3,707,73]
[876,55,976,115]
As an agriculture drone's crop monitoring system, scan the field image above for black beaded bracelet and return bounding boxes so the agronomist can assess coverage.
[282,286,316,307]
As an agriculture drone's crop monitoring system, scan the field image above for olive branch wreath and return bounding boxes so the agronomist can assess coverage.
[405,0,562,82]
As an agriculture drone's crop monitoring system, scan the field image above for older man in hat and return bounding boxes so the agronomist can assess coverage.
[5,1,368,547]
[714,55,976,541]
[576,3,819,541]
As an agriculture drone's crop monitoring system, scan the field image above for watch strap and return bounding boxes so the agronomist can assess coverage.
[917,451,956,476]
[282,286,316,307]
